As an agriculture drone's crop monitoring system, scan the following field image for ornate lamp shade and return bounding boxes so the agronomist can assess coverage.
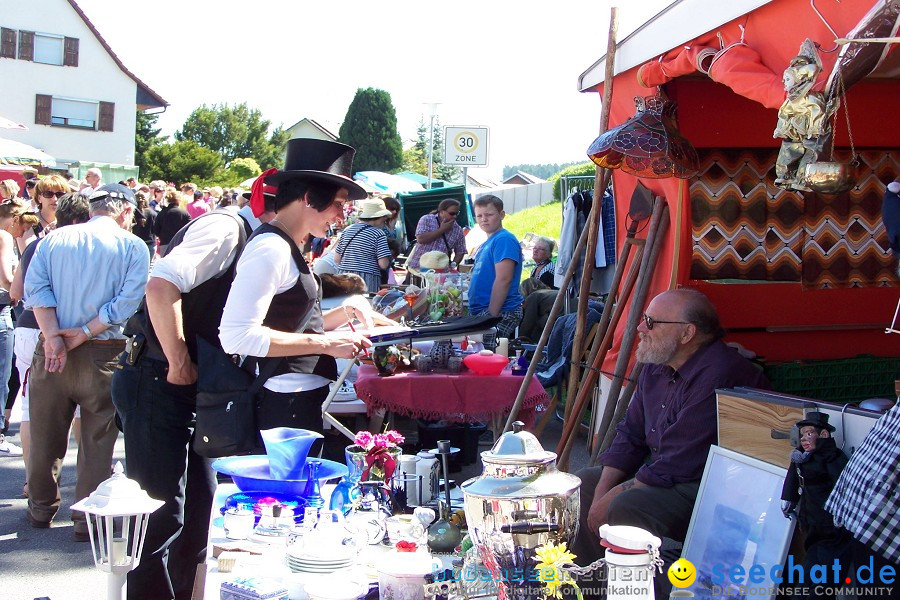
[587,95,699,179]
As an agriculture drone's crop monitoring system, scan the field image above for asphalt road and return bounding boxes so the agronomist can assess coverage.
[0,394,585,600]
[0,399,127,600]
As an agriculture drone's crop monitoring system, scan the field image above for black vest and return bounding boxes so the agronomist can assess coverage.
[253,224,338,381]
[124,210,252,363]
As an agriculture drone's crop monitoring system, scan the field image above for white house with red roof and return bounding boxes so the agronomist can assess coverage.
[0,0,167,169]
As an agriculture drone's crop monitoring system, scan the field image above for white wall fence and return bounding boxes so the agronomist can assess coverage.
[472,182,554,214]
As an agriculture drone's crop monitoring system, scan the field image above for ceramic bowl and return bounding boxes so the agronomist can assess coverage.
[463,351,508,376]
[211,456,348,496]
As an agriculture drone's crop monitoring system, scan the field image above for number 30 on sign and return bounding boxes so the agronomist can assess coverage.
[444,126,489,166]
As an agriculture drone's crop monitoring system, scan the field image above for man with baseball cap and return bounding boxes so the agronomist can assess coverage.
[24,183,149,540]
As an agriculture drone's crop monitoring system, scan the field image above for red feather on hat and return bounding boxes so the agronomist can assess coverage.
[250,168,278,217]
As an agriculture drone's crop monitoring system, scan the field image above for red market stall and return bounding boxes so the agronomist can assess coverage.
[577,0,899,390]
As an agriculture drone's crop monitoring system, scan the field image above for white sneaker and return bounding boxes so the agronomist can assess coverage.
[0,434,23,457]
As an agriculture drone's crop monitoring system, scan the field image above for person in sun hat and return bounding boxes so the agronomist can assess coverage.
[112,172,278,600]
[219,138,394,447]
[332,197,394,292]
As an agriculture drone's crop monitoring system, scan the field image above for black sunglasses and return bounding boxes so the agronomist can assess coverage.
[40,190,66,199]
[642,313,691,330]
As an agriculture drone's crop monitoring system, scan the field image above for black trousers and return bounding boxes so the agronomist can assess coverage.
[111,355,216,600]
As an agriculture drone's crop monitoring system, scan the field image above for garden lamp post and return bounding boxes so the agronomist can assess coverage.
[70,462,164,600]
[424,102,440,189]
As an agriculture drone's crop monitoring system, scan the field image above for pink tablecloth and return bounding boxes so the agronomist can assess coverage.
[353,364,549,427]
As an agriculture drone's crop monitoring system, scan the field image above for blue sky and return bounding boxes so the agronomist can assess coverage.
[75,0,672,179]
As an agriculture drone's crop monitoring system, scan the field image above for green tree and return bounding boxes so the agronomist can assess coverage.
[401,145,427,174]
[175,103,289,169]
[142,140,224,186]
[227,157,262,180]
[134,111,165,174]
[338,88,402,173]
[409,116,460,182]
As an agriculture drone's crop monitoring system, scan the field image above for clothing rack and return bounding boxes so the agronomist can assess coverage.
[559,175,596,202]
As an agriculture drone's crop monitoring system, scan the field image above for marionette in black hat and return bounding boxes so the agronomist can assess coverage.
[781,411,851,597]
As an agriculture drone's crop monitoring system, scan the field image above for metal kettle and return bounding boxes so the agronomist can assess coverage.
[461,421,581,599]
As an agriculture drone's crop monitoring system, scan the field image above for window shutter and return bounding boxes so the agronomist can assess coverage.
[0,28,15,59]
[18,30,33,61]
[35,94,51,125]
[63,37,78,66]
[99,101,114,132]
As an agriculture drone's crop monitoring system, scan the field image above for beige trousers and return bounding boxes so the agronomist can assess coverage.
[26,338,125,525]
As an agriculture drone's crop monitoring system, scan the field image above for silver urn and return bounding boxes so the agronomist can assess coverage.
[461,421,581,600]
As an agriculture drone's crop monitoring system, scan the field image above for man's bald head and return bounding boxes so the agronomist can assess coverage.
[637,289,724,370]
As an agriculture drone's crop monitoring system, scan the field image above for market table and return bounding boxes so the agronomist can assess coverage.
[196,483,462,599]
[352,364,550,432]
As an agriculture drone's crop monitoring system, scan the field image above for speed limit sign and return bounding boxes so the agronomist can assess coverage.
[444,127,489,166]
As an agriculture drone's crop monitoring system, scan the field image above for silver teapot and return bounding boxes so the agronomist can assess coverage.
[461,421,581,600]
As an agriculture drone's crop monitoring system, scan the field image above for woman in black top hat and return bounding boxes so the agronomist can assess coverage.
[219,139,396,445]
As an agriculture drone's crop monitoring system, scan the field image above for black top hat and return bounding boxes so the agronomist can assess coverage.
[796,411,835,433]
[265,138,367,200]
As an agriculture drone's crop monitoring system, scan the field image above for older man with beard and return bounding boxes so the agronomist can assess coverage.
[572,289,768,590]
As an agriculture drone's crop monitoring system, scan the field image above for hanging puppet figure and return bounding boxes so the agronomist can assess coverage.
[773,39,836,191]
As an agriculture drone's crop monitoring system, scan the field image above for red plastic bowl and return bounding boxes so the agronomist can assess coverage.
[463,352,509,376]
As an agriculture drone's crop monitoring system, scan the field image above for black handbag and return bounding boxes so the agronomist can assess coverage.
[193,336,282,458]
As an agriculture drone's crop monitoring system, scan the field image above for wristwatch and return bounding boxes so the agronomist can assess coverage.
[81,324,94,340]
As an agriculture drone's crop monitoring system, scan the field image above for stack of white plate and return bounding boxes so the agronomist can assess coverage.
[286,546,355,574]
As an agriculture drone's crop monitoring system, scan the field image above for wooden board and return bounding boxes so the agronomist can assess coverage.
[717,392,805,468]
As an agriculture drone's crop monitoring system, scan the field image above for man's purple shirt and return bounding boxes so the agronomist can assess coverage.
[601,339,769,487]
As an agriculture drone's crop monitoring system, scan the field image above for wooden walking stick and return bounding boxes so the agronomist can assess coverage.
[576,183,653,428]
[566,7,619,420]
[503,7,619,436]
[589,201,670,465]
[555,252,642,470]
[555,191,659,470]
[501,214,592,434]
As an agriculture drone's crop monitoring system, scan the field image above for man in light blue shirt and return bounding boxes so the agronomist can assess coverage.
[24,184,149,541]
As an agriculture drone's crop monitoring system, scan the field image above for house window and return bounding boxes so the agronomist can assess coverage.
[51,97,98,129]
[33,32,65,65]
[34,95,114,131]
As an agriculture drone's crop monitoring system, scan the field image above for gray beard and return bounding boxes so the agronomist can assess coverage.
[635,335,678,365]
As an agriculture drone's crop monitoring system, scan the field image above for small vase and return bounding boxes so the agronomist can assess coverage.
[301,459,324,508]
[346,444,402,483]
[373,345,402,376]
[428,339,455,370]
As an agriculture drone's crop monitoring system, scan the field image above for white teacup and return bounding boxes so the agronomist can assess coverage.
[385,514,426,545]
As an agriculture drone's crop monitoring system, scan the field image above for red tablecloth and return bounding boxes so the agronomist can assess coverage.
[353,364,549,427]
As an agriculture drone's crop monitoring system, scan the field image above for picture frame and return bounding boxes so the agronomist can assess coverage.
[682,445,795,600]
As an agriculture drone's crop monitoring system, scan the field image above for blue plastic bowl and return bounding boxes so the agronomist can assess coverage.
[211,456,348,497]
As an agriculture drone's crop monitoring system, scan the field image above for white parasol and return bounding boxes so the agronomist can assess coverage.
[0,137,56,167]
[0,116,28,131]
[353,171,424,195]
